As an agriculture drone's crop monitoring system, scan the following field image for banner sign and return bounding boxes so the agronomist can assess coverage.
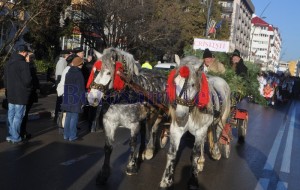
[193,38,230,52]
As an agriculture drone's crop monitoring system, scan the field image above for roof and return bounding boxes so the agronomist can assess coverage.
[252,16,269,27]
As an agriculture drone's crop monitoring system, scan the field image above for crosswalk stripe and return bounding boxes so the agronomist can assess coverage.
[255,178,269,190]
[276,181,288,190]
[280,103,296,173]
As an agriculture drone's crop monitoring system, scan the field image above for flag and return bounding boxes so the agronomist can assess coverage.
[208,22,216,34]
[215,20,223,30]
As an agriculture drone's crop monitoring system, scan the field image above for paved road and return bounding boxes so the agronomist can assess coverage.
[0,99,299,190]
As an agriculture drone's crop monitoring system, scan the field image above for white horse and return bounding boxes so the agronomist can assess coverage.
[159,56,231,189]
[87,47,168,184]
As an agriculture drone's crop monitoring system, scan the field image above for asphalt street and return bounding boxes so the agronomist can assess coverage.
[0,98,299,190]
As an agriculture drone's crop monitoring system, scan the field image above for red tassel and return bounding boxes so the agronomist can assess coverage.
[86,60,102,89]
[167,69,177,102]
[179,66,190,78]
[113,62,125,91]
[197,73,210,108]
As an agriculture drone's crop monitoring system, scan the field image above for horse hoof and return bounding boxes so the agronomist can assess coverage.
[96,171,108,185]
[211,152,221,160]
[188,176,199,190]
[159,179,173,189]
[144,149,154,160]
[126,166,138,175]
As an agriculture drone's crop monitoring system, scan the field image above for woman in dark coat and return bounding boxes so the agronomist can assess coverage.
[61,57,85,141]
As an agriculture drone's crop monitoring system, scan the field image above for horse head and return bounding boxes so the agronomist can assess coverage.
[87,48,140,107]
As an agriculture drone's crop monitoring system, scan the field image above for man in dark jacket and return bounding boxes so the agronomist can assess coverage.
[4,44,32,143]
[231,49,248,77]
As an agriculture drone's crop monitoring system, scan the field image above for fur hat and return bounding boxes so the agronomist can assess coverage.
[203,48,213,59]
[232,49,241,57]
[72,57,84,66]
[72,47,84,54]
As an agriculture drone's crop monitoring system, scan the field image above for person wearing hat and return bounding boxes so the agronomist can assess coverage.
[61,57,85,141]
[202,48,225,74]
[231,49,248,76]
[4,44,32,143]
[54,49,71,123]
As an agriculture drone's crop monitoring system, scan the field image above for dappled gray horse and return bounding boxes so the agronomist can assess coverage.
[87,47,167,184]
[159,56,231,189]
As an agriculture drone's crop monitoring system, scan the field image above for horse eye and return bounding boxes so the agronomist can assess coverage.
[191,84,195,87]
[107,72,111,75]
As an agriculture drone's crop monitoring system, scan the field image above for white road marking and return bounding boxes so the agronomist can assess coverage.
[255,178,269,190]
[276,181,288,190]
[263,103,292,171]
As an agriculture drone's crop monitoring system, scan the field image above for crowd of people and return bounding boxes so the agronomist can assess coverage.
[3,45,101,143]
[258,71,297,106]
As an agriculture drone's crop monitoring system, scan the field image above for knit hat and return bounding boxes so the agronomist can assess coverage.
[232,49,241,57]
[203,48,213,59]
[72,57,84,66]
[16,44,30,52]
[60,49,71,55]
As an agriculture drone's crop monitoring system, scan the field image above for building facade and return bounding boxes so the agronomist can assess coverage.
[219,0,255,58]
[249,15,282,70]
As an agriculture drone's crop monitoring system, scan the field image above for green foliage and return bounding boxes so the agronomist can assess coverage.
[34,60,54,73]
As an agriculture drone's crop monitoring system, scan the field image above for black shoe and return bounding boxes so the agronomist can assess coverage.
[21,133,32,141]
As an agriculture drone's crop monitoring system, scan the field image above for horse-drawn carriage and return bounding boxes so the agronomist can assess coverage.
[87,48,249,189]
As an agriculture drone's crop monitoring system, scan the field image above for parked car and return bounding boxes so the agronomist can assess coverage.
[154,62,177,72]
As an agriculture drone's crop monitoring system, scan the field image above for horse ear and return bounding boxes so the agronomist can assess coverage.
[133,63,140,76]
[93,49,103,60]
[175,54,180,66]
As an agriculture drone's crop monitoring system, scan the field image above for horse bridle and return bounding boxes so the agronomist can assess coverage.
[173,77,196,111]
[90,80,111,94]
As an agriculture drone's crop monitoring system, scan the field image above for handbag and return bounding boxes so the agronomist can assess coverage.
[2,98,8,110]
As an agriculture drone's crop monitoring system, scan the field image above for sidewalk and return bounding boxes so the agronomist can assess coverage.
[0,89,56,123]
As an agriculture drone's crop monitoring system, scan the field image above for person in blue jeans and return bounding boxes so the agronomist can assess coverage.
[61,57,85,141]
[4,45,32,144]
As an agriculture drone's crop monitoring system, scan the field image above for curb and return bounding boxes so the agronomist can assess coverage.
[0,110,54,123]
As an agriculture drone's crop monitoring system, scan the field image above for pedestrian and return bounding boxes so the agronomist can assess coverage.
[20,52,40,140]
[61,57,85,141]
[141,60,152,69]
[4,44,32,144]
[231,49,248,77]
[54,49,71,123]
[201,48,225,74]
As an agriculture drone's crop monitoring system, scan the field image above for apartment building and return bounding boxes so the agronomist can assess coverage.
[249,15,282,70]
[219,0,255,58]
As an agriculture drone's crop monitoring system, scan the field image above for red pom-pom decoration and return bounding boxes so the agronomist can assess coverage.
[179,66,190,78]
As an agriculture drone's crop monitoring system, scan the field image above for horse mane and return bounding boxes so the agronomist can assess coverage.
[101,47,139,78]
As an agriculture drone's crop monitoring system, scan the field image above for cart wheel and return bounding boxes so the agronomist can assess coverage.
[219,143,231,159]
[237,118,248,143]
[155,126,169,149]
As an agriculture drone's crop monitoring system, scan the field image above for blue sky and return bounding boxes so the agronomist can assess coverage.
[251,0,300,61]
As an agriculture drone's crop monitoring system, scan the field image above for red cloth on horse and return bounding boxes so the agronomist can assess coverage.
[86,60,102,89]
[197,73,210,108]
[167,69,177,102]
[113,62,125,91]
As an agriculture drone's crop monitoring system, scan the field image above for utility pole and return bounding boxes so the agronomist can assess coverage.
[205,0,213,37]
